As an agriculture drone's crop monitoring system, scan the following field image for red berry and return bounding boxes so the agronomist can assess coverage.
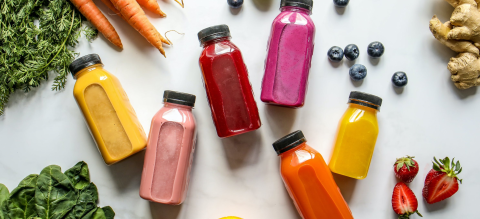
[422,169,443,198]
[392,182,422,218]
[394,156,419,183]
[423,157,463,204]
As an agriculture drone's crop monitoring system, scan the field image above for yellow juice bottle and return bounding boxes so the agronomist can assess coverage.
[70,54,147,165]
[329,91,382,179]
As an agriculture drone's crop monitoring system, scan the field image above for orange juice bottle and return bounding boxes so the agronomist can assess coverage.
[329,91,382,179]
[71,54,147,165]
[273,131,353,219]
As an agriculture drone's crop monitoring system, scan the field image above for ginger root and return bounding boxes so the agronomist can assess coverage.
[430,0,480,89]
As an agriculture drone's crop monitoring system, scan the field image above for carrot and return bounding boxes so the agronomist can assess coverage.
[99,0,127,21]
[70,0,123,49]
[174,0,184,8]
[136,0,166,17]
[110,0,170,56]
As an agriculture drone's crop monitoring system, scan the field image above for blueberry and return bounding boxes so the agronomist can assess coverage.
[328,46,344,62]
[349,64,367,81]
[344,44,359,61]
[392,72,408,87]
[367,41,385,58]
[333,0,349,7]
[227,0,243,8]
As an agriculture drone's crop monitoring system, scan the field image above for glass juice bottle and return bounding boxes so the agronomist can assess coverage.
[329,91,382,179]
[71,54,147,165]
[140,90,197,205]
[198,25,261,138]
[274,131,354,219]
[260,0,315,108]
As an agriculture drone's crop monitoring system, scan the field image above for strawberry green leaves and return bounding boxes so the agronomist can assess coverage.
[0,162,115,219]
[432,157,463,183]
[395,156,417,171]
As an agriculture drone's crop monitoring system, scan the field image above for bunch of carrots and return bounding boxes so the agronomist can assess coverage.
[70,0,184,57]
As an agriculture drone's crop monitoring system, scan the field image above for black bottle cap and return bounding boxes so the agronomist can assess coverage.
[69,54,102,78]
[273,130,307,155]
[280,0,313,11]
[348,91,383,110]
[197,25,231,46]
[163,90,196,107]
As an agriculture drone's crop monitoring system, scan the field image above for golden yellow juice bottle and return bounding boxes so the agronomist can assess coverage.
[329,91,382,179]
[70,54,147,165]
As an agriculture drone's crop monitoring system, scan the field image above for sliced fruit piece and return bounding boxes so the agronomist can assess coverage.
[392,182,423,218]
[423,157,463,204]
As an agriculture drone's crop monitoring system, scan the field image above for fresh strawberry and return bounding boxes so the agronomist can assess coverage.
[423,157,463,204]
[394,156,419,183]
[422,169,443,197]
[392,182,423,219]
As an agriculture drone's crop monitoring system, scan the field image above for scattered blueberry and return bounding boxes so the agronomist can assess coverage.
[392,72,408,87]
[344,44,359,61]
[367,41,385,58]
[333,0,349,7]
[349,64,367,81]
[328,46,344,62]
[227,0,243,8]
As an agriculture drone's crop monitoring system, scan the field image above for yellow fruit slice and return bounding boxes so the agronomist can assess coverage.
[220,217,242,219]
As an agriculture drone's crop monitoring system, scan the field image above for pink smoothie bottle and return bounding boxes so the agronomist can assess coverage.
[260,0,315,108]
[140,90,197,205]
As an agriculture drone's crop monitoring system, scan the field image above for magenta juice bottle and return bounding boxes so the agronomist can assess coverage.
[260,0,315,108]
[140,90,197,205]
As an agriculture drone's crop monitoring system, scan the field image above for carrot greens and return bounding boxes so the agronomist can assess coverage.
[0,0,98,115]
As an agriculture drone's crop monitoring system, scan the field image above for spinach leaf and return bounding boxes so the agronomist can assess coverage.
[65,162,90,190]
[91,208,107,219]
[3,174,38,219]
[79,208,96,219]
[0,184,9,219]
[1,162,114,219]
[35,165,77,219]
[81,206,115,219]
[101,207,114,219]
[64,183,98,219]
[0,184,8,204]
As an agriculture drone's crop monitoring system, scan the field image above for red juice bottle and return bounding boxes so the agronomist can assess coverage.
[198,25,261,138]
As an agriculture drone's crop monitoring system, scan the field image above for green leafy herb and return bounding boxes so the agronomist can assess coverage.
[65,183,98,219]
[101,207,115,219]
[3,174,38,219]
[35,165,78,219]
[65,162,90,190]
[0,0,98,115]
[0,184,9,219]
[0,162,115,219]
[0,184,8,205]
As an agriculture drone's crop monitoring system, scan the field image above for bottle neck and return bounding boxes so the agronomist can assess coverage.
[202,36,231,48]
[163,102,193,110]
[73,64,104,79]
[279,142,307,157]
[348,102,379,113]
[280,6,311,15]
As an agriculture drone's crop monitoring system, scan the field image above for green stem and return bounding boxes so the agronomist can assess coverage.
[40,9,75,70]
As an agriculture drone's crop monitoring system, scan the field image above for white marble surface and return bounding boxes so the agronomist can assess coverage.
[1,0,479,218]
